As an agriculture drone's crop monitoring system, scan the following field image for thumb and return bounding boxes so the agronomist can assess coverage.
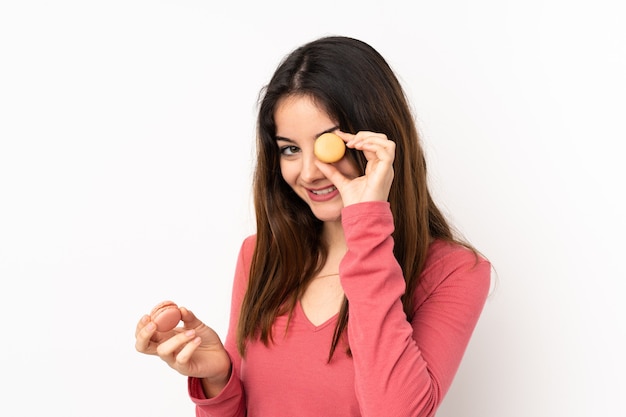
[314,161,351,193]
[180,307,204,327]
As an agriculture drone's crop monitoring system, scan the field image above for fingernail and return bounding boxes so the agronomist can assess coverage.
[146,322,156,331]
[185,330,195,337]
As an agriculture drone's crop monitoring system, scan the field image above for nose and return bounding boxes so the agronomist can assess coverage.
[300,150,323,183]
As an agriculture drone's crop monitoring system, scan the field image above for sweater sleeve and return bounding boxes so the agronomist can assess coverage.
[340,202,491,417]
[188,237,255,417]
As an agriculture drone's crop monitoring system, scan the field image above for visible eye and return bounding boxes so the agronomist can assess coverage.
[279,145,301,156]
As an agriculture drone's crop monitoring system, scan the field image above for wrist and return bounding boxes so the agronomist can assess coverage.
[200,364,232,398]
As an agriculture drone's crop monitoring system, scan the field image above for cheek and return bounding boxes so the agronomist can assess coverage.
[279,160,298,185]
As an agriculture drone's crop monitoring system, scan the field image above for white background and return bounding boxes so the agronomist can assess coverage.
[1,1,624,416]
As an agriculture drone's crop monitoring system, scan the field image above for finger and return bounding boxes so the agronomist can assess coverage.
[351,134,394,152]
[338,131,394,164]
[174,335,202,365]
[156,329,198,364]
[359,139,396,165]
[135,314,151,338]
[179,306,201,326]
[346,131,387,147]
[334,130,354,144]
[314,160,352,192]
[135,319,158,354]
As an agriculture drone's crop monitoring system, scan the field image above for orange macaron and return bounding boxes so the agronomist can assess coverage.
[150,300,182,332]
[314,132,346,163]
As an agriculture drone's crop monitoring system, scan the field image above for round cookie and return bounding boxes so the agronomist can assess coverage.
[314,133,345,163]
[150,300,182,332]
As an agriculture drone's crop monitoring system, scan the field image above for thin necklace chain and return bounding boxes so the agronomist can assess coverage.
[314,272,339,279]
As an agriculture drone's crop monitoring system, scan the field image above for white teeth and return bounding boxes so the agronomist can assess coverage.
[311,186,336,195]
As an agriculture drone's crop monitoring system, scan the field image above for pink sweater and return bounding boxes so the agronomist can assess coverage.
[189,201,491,416]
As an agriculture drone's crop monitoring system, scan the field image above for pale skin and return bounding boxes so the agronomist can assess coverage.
[134,93,396,398]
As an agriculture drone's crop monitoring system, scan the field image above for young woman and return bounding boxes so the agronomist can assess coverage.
[135,35,491,417]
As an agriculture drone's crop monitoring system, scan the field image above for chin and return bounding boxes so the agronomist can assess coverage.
[311,209,342,223]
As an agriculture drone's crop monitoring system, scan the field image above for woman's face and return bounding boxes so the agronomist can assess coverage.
[274,95,359,223]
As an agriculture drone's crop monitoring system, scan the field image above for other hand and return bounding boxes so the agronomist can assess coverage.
[134,305,231,393]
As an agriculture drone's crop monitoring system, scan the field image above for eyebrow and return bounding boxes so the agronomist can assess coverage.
[275,125,340,142]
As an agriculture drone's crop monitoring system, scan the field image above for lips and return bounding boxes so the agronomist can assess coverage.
[307,185,339,202]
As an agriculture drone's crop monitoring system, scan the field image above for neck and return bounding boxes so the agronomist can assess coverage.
[322,220,346,250]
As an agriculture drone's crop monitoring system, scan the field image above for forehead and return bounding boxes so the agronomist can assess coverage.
[275,95,335,140]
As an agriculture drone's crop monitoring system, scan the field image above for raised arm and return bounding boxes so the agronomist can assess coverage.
[340,201,490,417]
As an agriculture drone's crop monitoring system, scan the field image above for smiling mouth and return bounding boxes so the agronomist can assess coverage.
[310,186,337,195]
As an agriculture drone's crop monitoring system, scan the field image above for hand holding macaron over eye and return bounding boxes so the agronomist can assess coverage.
[314,132,346,163]
[150,300,182,332]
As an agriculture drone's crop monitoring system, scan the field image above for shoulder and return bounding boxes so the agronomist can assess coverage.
[240,234,257,256]
[234,234,257,271]
[423,239,488,272]
[414,239,492,305]
[232,234,257,292]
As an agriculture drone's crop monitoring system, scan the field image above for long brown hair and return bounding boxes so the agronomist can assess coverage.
[237,36,457,360]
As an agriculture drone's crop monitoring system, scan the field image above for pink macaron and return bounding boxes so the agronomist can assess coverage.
[150,300,182,332]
